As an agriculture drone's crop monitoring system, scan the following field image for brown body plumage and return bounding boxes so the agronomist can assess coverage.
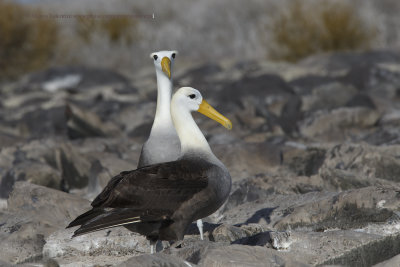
[67,156,230,241]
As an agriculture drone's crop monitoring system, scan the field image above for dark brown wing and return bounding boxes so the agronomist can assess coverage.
[68,158,210,234]
[91,158,210,212]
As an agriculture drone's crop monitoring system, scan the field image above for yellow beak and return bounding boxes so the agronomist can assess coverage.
[161,57,171,79]
[198,100,232,130]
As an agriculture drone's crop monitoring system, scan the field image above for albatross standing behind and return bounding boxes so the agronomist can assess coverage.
[67,87,232,250]
[138,50,180,168]
[138,50,206,240]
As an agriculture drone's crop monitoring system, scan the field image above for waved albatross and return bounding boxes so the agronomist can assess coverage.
[138,50,208,240]
[67,87,232,252]
[138,50,180,168]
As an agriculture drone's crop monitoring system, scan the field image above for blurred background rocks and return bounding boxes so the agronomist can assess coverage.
[1,0,400,266]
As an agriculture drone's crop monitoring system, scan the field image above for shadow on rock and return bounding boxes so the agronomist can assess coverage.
[232,232,272,247]
[244,207,276,225]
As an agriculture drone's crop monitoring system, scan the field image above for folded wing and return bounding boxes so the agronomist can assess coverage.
[67,158,210,236]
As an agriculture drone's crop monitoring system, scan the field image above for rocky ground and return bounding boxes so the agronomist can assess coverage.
[1,50,400,266]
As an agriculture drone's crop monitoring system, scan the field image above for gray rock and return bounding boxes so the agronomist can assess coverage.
[7,182,90,225]
[232,231,273,247]
[222,191,328,227]
[27,66,132,92]
[229,228,289,249]
[284,147,326,177]
[361,127,400,146]
[0,128,22,147]
[297,50,400,73]
[122,102,156,138]
[2,52,400,266]
[289,75,338,95]
[44,258,60,267]
[0,260,17,267]
[0,259,35,267]
[118,253,193,267]
[0,182,90,264]
[212,73,303,136]
[224,170,324,213]
[128,121,152,141]
[0,137,139,198]
[213,142,282,182]
[200,223,400,266]
[380,110,400,127]
[65,103,120,140]
[319,143,400,190]
[199,245,309,267]
[44,227,148,266]
[209,224,249,243]
[216,74,295,107]
[164,239,224,265]
[17,106,67,139]
[373,253,400,267]
[274,186,400,231]
[345,93,376,109]
[301,82,358,112]
[300,107,381,141]
[340,61,400,96]
[276,228,400,266]
[86,154,134,198]
[224,175,276,212]
[0,139,59,189]
[222,186,400,232]
[56,143,91,191]
[176,63,223,93]
[0,161,61,198]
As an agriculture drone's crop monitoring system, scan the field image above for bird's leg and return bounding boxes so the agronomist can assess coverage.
[197,219,204,240]
[150,240,156,254]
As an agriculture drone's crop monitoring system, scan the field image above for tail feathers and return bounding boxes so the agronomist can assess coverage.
[71,208,142,237]
[67,208,105,228]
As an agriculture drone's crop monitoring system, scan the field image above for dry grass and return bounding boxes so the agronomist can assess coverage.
[76,15,98,43]
[269,0,376,62]
[76,15,137,44]
[0,0,139,81]
[100,17,137,44]
[0,0,58,81]
[2,0,398,79]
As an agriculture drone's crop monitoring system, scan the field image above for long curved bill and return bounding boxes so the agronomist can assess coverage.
[198,100,232,130]
[161,57,171,79]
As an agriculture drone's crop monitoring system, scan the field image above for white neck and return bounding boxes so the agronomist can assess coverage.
[150,69,174,136]
[171,103,213,156]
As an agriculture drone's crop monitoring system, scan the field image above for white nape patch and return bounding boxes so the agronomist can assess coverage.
[376,200,386,209]
[43,74,81,93]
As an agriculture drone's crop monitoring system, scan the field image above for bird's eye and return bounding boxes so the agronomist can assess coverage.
[172,53,176,59]
[153,55,158,60]
[189,94,196,99]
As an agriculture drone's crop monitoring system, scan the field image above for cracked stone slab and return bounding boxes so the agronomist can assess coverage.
[43,227,148,266]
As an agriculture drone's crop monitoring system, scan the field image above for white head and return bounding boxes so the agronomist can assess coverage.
[150,50,178,79]
[171,87,232,155]
[172,87,232,129]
